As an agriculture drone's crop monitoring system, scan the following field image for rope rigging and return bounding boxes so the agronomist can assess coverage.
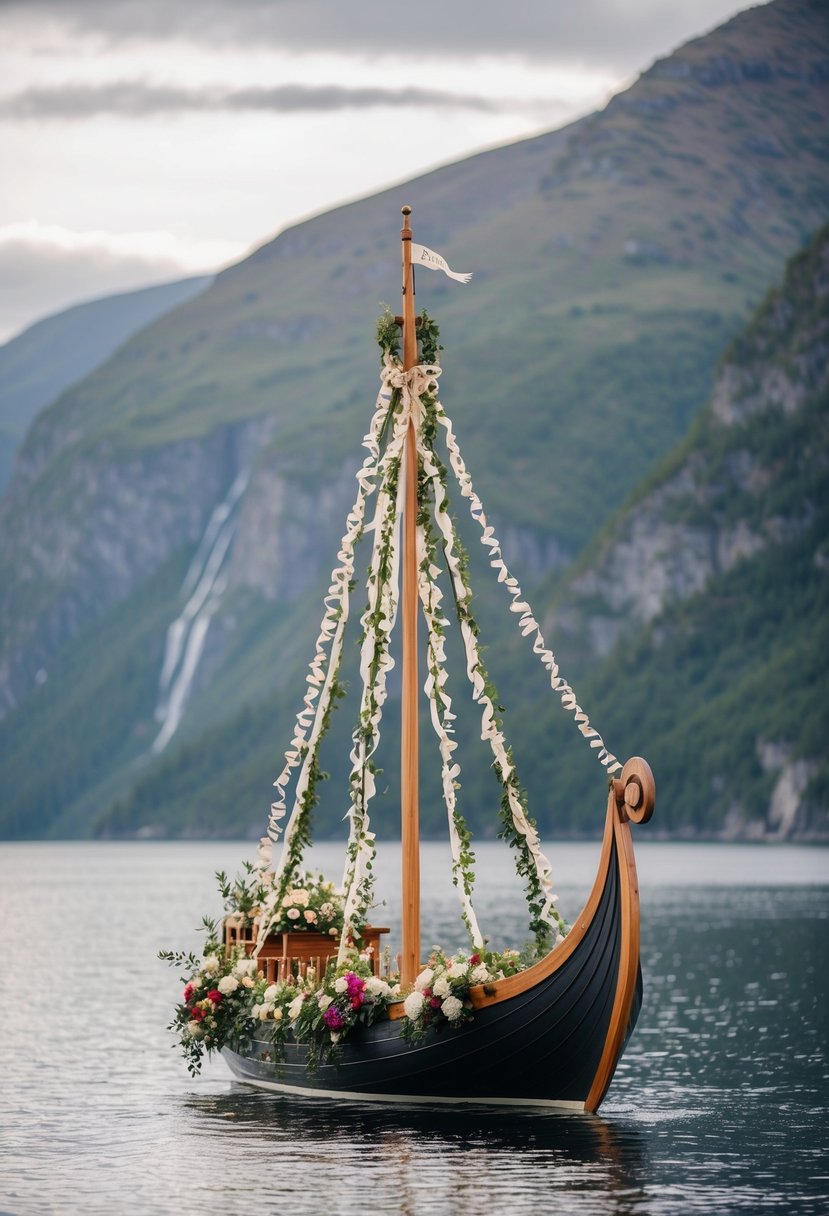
[254,328,619,960]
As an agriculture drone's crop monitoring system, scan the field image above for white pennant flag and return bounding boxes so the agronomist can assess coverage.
[411,242,472,284]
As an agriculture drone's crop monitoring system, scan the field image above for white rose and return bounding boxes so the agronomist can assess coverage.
[202,955,221,974]
[318,994,333,1011]
[470,965,489,985]
[334,977,348,994]
[234,957,257,978]
[264,984,279,1003]
[291,889,310,907]
[287,908,301,920]
[257,1005,270,1021]
[303,909,317,923]
[288,994,305,1021]
[320,903,334,918]
[185,1020,203,1038]
[366,977,390,997]
[217,975,239,995]
[414,968,434,992]
[447,962,466,979]
[441,995,464,1022]
[403,991,425,1020]
[328,927,338,937]
[432,977,451,999]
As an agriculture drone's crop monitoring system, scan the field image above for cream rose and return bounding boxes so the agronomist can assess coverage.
[403,990,426,1019]
[414,968,434,992]
[441,995,464,1022]
[217,975,239,995]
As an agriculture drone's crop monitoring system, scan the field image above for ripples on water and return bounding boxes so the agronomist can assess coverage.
[0,841,826,1215]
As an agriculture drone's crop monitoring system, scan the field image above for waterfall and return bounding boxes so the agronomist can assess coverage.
[151,470,248,754]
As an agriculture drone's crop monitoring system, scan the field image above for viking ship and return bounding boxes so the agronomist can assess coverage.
[221,207,655,1112]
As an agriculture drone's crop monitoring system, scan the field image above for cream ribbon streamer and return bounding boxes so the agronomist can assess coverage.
[256,354,618,958]
[434,400,621,777]
[254,359,401,953]
[337,397,409,963]
[415,407,562,940]
[416,518,484,949]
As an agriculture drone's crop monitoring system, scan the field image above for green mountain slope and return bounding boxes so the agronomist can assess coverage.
[1,0,828,839]
[0,275,212,493]
[524,223,829,839]
[94,225,829,843]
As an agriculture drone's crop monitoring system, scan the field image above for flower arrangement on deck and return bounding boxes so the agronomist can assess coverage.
[217,864,346,938]
[401,945,524,1041]
[161,898,532,1075]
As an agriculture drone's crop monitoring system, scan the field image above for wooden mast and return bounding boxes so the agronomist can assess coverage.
[400,205,420,987]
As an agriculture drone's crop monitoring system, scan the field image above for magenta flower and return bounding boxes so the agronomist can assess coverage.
[323,1006,345,1030]
[345,972,366,1009]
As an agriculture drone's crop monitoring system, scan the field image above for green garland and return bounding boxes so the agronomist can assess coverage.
[418,481,480,947]
[263,307,563,956]
[417,390,567,953]
[340,441,403,940]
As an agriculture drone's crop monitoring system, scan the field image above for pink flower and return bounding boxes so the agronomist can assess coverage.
[207,989,222,1005]
[430,997,441,1009]
[191,1006,206,1022]
[183,983,196,1003]
[469,954,481,966]
[323,1006,345,1030]
[344,974,365,1007]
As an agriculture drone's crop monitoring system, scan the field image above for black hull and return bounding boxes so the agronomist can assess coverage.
[224,802,645,1112]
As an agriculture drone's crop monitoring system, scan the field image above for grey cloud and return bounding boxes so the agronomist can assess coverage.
[0,0,755,72]
[0,237,191,343]
[0,80,531,120]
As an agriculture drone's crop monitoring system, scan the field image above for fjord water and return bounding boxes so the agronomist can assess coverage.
[1,840,826,1216]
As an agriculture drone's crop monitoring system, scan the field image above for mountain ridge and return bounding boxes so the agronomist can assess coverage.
[1,0,827,839]
[0,274,212,493]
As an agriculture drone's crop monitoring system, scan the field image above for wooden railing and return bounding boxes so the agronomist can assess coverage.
[224,917,390,981]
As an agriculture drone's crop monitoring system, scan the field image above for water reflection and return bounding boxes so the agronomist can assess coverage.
[1,842,827,1216]
[179,1089,649,1215]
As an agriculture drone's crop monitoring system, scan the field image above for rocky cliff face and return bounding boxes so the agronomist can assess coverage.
[550,225,829,837]
[0,414,272,716]
[558,229,828,655]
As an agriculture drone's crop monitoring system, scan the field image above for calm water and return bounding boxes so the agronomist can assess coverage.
[0,840,827,1215]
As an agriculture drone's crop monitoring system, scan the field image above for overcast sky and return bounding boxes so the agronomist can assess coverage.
[0,0,760,342]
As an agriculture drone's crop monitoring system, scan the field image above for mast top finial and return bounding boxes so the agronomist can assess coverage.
[401,205,412,216]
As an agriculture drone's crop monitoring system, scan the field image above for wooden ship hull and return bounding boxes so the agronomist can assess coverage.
[223,762,653,1114]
